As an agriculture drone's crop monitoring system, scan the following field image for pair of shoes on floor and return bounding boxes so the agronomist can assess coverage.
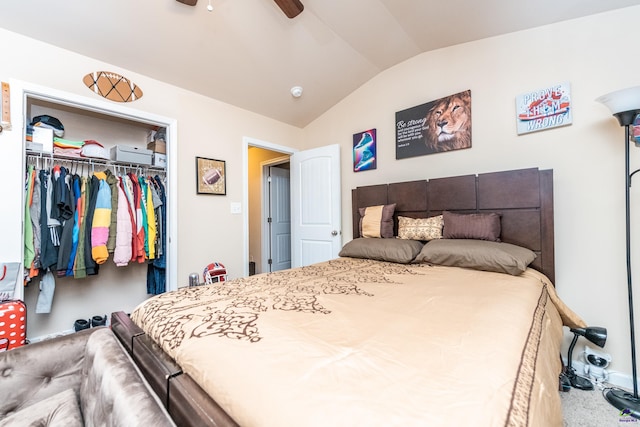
[74,315,107,332]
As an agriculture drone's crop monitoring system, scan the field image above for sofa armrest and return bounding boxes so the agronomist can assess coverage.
[80,328,174,426]
[0,328,96,419]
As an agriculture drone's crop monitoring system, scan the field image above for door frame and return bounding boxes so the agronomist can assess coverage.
[261,156,291,274]
[242,136,297,277]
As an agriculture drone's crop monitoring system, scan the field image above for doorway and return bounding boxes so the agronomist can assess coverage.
[243,138,342,277]
[243,137,296,277]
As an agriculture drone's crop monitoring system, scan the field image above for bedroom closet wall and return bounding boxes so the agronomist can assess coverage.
[16,84,177,341]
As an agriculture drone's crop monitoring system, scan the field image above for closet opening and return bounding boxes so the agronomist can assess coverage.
[11,80,177,341]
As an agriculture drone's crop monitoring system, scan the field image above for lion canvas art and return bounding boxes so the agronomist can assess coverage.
[424,90,471,152]
[395,90,472,159]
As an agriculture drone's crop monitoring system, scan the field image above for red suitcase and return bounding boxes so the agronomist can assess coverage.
[0,300,27,351]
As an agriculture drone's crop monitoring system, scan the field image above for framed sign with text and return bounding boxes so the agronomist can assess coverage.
[516,82,572,135]
[396,90,471,159]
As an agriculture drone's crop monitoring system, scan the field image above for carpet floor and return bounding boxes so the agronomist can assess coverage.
[561,384,637,426]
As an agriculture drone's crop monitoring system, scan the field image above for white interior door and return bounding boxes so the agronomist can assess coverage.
[291,144,341,268]
[268,166,291,272]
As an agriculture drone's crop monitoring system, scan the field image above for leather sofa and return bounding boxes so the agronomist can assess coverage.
[0,327,174,426]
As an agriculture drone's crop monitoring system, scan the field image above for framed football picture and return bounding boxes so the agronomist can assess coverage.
[196,156,226,195]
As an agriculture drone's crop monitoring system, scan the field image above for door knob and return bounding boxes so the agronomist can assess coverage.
[331,230,338,236]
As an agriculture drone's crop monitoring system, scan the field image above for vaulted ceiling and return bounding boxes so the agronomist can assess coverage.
[1,0,637,127]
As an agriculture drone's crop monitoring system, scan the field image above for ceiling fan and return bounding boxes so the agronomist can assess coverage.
[176,0,304,19]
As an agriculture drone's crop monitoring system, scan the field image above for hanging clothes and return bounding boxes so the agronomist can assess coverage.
[138,176,150,259]
[128,173,145,264]
[149,179,162,258]
[53,166,73,222]
[91,172,112,264]
[23,158,169,304]
[84,175,100,276]
[147,175,166,295]
[120,174,137,264]
[29,170,42,278]
[35,270,55,314]
[57,169,76,277]
[104,169,119,254]
[39,169,58,271]
[66,174,81,276]
[23,166,35,271]
[82,175,100,276]
[141,176,156,260]
[113,176,133,266]
[74,176,88,279]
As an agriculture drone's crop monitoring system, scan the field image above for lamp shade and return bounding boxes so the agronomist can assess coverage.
[596,86,640,126]
[570,326,607,348]
[596,86,640,115]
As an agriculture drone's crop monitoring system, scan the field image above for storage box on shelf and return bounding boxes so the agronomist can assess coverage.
[110,145,153,165]
[147,140,166,154]
[153,153,167,167]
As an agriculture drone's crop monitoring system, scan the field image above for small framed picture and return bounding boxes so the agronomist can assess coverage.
[515,82,572,135]
[196,156,226,195]
[353,129,377,172]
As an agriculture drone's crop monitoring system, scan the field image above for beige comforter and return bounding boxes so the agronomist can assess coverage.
[132,257,585,427]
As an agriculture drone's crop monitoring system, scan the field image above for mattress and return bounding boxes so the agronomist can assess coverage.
[131,257,585,427]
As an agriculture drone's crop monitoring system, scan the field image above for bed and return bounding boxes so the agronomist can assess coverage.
[111,167,585,427]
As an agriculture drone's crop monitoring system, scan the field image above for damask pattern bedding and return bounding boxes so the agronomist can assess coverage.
[131,257,584,427]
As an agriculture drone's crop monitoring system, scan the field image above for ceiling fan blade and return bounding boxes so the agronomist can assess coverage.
[176,0,198,5]
[273,0,304,18]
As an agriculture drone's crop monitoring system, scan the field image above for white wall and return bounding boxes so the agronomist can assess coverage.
[302,6,640,385]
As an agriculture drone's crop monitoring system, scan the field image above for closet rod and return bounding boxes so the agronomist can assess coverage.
[25,150,166,173]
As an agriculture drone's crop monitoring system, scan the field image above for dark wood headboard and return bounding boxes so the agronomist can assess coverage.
[351,168,555,283]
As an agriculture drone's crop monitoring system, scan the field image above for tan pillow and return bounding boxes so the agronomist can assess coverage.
[339,238,424,264]
[398,215,443,241]
[359,204,396,238]
[414,239,536,275]
[443,211,501,242]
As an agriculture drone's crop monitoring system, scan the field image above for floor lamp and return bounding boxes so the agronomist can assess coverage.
[597,86,640,418]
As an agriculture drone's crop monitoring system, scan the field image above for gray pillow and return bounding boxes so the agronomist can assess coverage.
[414,239,536,275]
[443,211,501,242]
[0,388,83,427]
[339,238,424,264]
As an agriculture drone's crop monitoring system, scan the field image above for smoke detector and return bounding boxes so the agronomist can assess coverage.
[290,86,303,98]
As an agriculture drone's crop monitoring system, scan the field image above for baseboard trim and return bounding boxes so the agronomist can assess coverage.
[28,328,75,344]
[567,358,635,391]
